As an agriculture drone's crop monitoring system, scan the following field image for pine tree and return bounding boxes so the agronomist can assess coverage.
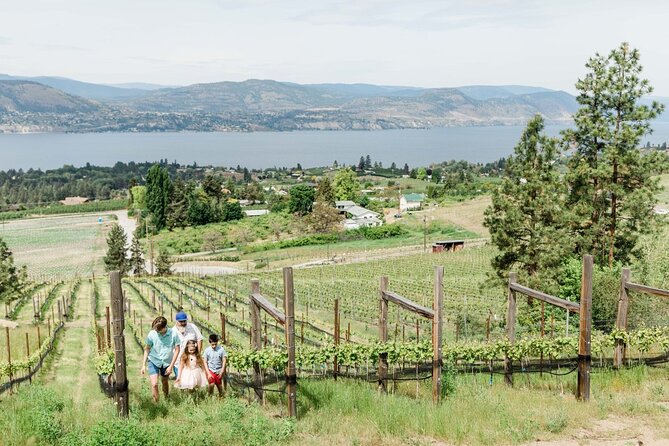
[484,115,568,286]
[129,230,145,276]
[315,177,336,206]
[145,164,172,231]
[0,236,27,305]
[365,154,372,169]
[564,42,664,266]
[166,179,189,230]
[155,250,172,276]
[103,223,129,275]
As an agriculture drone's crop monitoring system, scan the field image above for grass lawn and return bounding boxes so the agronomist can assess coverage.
[1,214,112,279]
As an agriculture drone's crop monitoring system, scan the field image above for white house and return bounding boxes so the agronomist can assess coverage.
[400,193,425,211]
[335,200,382,229]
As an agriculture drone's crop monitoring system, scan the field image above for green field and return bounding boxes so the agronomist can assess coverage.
[1,213,114,279]
[1,202,669,445]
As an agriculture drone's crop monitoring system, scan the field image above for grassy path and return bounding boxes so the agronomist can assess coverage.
[39,279,106,409]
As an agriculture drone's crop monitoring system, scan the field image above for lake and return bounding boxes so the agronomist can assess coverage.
[1,123,668,170]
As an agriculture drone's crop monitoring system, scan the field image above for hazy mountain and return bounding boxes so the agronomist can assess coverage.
[0,80,101,113]
[107,82,176,91]
[455,85,554,100]
[0,74,149,101]
[122,79,576,124]
[0,76,581,131]
[307,83,424,98]
[120,79,350,113]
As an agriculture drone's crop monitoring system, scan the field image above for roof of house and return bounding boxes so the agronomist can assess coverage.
[59,196,90,205]
[402,193,425,202]
[335,200,356,207]
[347,205,380,218]
[244,209,270,217]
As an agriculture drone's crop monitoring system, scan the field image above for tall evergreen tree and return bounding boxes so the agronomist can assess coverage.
[155,250,172,276]
[166,179,189,230]
[484,115,568,286]
[0,236,27,304]
[145,164,172,231]
[129,230,145,276]
[315,177,336,206]
[365,154,372,169]
[564,42,664,266]
[103,223,129,275]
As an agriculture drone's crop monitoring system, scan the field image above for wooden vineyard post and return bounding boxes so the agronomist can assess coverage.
[250,279,263,403]
[614,268,630,369]
[378,276,389,394]
[37,325,41,346]
[151,291,156,310]
[283,267,297,418]
[334,298,340,380]
[57,300,62,322]
[220,313,226,345]
[504,272,517,387]
[106,306,112,348]
[25,332,31,383]
[6,327,12,392]
[577,255,593,402]
[432,266,444,404]
[110,271,129,417]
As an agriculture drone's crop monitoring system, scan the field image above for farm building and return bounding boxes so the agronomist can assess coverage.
[59,196,90,206]
[400,193,425,211]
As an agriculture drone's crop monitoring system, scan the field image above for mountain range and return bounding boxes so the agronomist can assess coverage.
[0,74,666,133]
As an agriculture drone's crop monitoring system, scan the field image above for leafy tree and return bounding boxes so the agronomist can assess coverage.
[564,42,664,266]
[222,201,243,221]
[288,184,316,215]
[129,229,145,276]
[202,229,224,253]
[315,177,336,206]
[483,115,568,286]
[333,168,360,201]
[307,201,343,233]
[416,167,427,181]
[188,191,219,226]
[103,223,129,275]
[155,250,172,276]
[0,237,27,304]
[145,164,172,231]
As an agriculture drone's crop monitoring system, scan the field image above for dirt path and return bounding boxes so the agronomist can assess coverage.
[39,280,105,407]
[525,414,669,446]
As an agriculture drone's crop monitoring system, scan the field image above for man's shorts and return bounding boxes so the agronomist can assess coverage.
[147,361,170,377]
[208,369,222,385]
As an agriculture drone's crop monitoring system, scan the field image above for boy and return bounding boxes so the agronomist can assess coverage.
[203,333,227,396]
[140,316,181,403]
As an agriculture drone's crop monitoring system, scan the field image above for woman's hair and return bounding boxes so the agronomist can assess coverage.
[180,339,205,369]
[152,316,168,331]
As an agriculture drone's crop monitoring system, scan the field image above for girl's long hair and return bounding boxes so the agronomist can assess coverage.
[180,340,205,370]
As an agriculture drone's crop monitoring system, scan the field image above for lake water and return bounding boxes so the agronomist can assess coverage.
[1,123,669,170]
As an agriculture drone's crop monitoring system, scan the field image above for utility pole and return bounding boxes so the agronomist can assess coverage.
[423,215,427,253]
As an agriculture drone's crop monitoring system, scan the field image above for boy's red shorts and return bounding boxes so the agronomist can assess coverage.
[208,370,222,385]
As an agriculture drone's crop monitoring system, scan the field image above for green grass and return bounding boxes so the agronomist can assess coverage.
[1,214,111,278]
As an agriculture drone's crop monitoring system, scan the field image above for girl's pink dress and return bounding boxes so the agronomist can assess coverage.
[175,356,208,389]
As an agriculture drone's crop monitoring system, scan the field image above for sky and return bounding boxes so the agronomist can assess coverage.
[1,0,668,95]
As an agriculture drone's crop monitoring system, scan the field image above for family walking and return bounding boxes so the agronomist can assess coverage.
[140,311,227,402]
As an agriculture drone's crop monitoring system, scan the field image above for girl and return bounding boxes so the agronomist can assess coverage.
[174,338,208,391]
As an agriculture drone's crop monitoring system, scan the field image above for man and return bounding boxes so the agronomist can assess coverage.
[171,310,203,378]
[140,316,180,403]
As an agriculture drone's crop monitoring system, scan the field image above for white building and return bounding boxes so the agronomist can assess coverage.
[400,193,425,211]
